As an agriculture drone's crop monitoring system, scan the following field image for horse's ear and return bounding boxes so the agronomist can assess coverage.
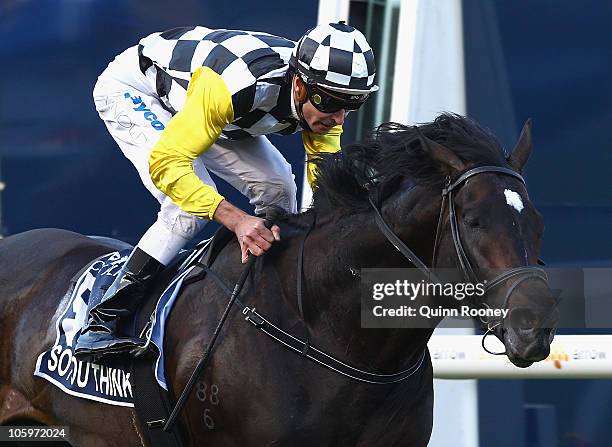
[508,119,533,173]
[416,130,465,174]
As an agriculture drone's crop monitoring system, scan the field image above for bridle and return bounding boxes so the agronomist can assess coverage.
[369,165,549,355]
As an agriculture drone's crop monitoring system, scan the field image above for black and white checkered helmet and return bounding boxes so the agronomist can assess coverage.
[290,22,378,95]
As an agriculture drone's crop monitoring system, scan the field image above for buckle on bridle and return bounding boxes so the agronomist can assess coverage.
[441,175,452,195]
[243,307,266,329]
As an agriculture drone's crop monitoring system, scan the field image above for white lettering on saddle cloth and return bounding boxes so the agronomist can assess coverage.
[34,251,135,407]
[45,345,133,399]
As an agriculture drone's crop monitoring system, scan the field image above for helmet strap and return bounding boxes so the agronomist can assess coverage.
[297,101,312,133]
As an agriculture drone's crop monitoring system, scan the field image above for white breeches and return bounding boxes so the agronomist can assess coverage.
[92,46,297,265]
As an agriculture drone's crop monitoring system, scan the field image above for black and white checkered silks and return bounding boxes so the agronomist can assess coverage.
[292,22,378,94]
[138,26,301,140]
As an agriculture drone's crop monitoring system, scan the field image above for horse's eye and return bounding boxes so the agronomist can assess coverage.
[463,214,481,228]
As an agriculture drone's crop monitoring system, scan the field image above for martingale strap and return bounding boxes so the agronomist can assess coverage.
[242,307,427,383]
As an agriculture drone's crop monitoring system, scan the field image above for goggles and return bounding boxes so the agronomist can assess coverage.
[306,84,368,113]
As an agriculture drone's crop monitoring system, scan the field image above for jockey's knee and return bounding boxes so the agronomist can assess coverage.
[158,208,207,240]
[250,172,297,215]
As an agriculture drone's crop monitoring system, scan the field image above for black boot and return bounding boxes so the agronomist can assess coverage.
[74,247,163,362]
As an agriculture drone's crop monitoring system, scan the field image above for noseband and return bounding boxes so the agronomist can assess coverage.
[369,165,549,355]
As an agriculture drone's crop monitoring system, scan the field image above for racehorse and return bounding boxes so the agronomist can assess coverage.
[0,114,558,446]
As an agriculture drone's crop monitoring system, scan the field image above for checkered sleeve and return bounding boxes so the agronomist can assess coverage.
[302,125,343,187]
[149,67,234,220]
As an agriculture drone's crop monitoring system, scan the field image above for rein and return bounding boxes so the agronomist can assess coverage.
[369,165,549,355]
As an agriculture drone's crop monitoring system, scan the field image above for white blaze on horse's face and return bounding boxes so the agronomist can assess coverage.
[504,189,524,213]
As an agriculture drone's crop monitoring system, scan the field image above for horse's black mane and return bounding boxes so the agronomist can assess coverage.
[309,113,509,214]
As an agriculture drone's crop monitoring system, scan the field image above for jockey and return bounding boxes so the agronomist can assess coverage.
[74,22,378,360]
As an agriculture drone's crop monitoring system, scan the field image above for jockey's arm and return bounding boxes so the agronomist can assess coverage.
[302,125,343,187]
[148,67,278,261]
[149,66,232,220]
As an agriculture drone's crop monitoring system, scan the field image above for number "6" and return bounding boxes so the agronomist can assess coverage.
[204,408,215,430]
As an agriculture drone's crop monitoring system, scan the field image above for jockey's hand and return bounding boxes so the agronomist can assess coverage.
[234,215,281,263]
[213,200,281,263]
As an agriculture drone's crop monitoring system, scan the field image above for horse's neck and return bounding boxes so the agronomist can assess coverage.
[296,187,440,371]
[307,185,441,275]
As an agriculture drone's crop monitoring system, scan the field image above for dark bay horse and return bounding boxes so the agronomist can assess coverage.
[0,114,558,446]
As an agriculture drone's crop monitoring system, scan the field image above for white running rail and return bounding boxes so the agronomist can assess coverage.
[430,335,612,379]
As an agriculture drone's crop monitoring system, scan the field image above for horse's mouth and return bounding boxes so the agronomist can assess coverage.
[503,328,552,368]
[507,355,534,368]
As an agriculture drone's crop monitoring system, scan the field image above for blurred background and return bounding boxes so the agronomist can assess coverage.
[1,1,611,446]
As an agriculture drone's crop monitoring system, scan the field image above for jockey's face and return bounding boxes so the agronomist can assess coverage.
[293,76,347,134]
[303,100,346,134]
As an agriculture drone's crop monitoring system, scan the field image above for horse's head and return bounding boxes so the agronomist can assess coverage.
[416,118,559,367]
[310,114,558,368]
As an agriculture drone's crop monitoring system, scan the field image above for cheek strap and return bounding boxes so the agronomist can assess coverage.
[297,101,313,133]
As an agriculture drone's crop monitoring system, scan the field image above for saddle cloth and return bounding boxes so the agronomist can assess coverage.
[34,248,202,407]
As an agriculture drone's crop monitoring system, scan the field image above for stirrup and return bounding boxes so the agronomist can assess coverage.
[130,320,157,359]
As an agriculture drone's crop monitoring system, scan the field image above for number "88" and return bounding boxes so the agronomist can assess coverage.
[195,381,219,405]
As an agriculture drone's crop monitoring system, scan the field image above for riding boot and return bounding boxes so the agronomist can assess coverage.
[74,247,163,361]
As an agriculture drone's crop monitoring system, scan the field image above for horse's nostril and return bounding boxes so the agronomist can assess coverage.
[509,308,538,330]
[524,340,550,362]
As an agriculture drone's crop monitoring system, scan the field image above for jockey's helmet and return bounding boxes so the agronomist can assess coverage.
[290,22,378,113]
